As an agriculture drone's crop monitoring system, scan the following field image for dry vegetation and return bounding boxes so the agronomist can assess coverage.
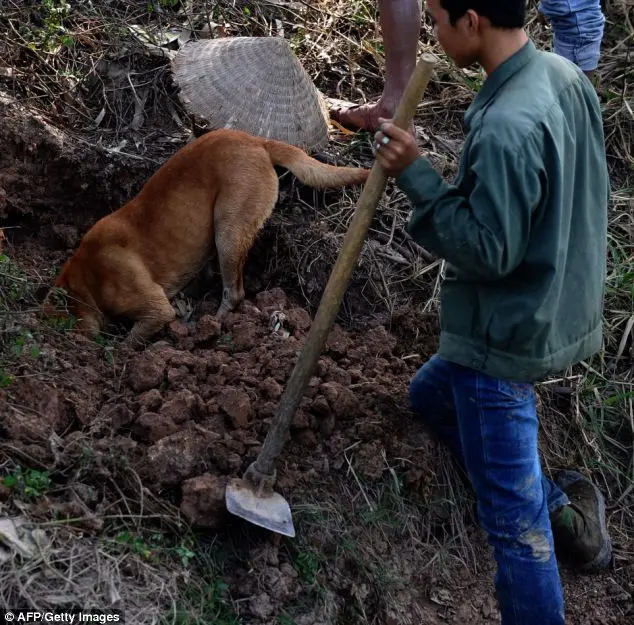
[0,1,633,624]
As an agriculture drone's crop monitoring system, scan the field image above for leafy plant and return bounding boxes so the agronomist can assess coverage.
[32,0,74,53]
[2,467,51,499]
[0,370,14,388]
[165,578,241,625]
[11,330,40,359]
[147,0,180,13]
[295,549,323,584]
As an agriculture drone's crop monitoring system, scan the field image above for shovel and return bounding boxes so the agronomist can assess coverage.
[225,53,437,537]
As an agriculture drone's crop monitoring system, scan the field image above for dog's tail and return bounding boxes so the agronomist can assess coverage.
[263,140,370,189]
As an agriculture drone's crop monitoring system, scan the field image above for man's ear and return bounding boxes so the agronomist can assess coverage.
[463,9,480,34]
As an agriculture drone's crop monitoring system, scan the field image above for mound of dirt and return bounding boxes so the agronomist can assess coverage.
[0,287,439,527]
[0,91,177,235]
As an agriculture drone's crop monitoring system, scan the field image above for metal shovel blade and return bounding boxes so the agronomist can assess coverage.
[225,477,296,538]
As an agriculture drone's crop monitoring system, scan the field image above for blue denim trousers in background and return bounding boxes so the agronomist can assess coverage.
[409,354,570,625]
[539,0,605,71]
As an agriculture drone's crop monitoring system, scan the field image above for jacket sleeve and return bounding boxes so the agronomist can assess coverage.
[396,136,542,281]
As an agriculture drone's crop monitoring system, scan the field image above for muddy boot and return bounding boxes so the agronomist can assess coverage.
[550,470,612,572]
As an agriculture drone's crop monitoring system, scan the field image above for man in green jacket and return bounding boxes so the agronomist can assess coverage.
[373,1,611,623]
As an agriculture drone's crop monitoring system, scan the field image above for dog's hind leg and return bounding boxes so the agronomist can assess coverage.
[213,175,279,321]
[123,283,176,346]
[214,226,250,321]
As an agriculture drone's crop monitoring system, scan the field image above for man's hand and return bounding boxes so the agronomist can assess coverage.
[374,117,420,177]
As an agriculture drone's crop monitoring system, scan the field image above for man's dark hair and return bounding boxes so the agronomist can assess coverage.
[439,0,526,28]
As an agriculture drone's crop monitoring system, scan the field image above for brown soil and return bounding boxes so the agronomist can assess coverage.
[1,97,632,625]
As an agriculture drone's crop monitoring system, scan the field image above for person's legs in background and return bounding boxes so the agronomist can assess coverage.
[330,0,420,130]
[538,0,605,78]
[331,1,605,133]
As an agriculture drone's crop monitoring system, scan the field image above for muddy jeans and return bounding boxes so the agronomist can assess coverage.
[539,0,605,71]
[409,354,570,624]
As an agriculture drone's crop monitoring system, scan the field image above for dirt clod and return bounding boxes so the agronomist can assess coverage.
[51,224,79,248]
[286,307,311,332]
[320,381,360,418]
[159,389,204,424]
[365,325,397,357]
[218,388,252,429]
[137,389,163,413]
[195,315,221,343]
[261,563,300,602]
[231,321,260,350]
[259,377,282,399]
[2,381,68,442]
[310,395,331,418]
[212,446,243,473]
[168,320,189,340]
[143,428,221,489]
[326,324,351,358]
[249,593,275,620]
[180,473,227,528]
[99,403,134,431]
[127,352,166,392]
[294,428,318,448]
[167,366,189,387]
[132,412,178,443]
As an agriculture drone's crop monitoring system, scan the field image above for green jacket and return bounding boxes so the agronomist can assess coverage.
[396,40,609,381]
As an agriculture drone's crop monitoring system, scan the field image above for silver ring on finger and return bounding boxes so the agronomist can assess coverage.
[375,135,390,151]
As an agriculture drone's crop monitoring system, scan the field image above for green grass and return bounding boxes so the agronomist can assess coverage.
[156,535,242,625]
[281,464,476,622]
[2,467,51,499]
[166,578,240,625]
[0,253,39,308]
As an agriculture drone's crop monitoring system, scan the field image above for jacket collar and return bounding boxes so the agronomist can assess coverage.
[465,39,538,126]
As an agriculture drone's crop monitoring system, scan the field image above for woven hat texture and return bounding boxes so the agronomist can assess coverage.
[171,37,329,151]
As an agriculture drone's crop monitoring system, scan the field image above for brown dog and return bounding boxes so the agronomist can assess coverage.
[46,129,369,343]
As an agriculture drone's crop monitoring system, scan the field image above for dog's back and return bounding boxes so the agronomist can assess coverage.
[49,129,370,341]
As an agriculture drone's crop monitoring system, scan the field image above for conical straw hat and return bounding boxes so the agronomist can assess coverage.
[171,37,330,152]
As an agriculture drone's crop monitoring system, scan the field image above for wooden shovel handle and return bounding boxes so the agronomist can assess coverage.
[252,53,437,478]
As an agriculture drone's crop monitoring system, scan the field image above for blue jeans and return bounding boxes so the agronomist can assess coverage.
[539,0,605,71]
[409,355,570,624]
